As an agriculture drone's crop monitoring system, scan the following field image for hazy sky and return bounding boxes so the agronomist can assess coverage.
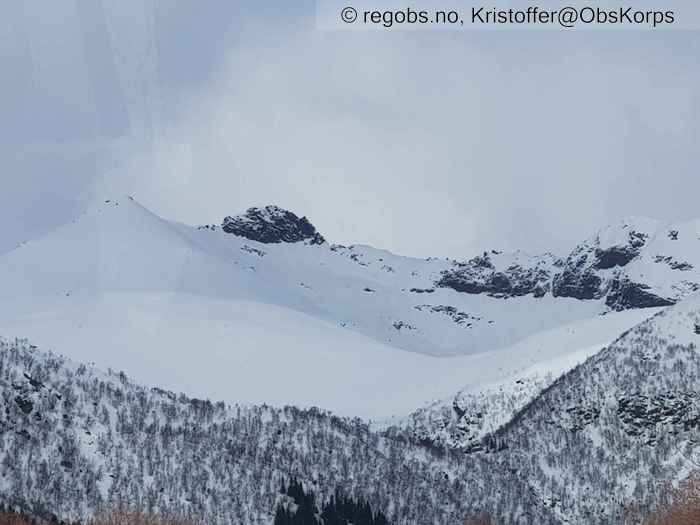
[2,1,699,258]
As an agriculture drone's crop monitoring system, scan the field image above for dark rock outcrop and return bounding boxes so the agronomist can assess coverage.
[551,268,603,300]
[552,227,649,300]
[605,277,674,311]
[414,304,482,327]
[436,221,682,312]
[617,391,700,441]
[654,255,694,271]
[222,206,325,245]
[593,246,638,270]
[14,396,33,414]
[593,230,648,270]
[436,252,553,299]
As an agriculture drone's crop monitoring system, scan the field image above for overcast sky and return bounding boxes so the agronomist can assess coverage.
[2,1,699,258]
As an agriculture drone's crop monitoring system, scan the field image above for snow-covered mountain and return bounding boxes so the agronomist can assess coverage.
[1,198,699,420]
[0,198,661,417]
[3,197,700,522]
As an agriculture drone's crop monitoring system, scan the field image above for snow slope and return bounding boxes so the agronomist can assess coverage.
[0,291,654,420]
[0,197,659,418]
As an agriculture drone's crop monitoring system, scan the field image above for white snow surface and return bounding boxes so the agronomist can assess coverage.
[0,197,661,418]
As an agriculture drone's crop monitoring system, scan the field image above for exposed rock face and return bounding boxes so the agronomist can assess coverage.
[605,277,675,311]
[593,246,638,270]
[14,396,33,414]
[551,225,650,301]
[616,391,700,442]
[436,251,556,299]
[654,255,693,271]
[436,218,685,311]
[551,268,603,300]
[593,230,648,269]
[413,305,483,328]
[222,206,325,245]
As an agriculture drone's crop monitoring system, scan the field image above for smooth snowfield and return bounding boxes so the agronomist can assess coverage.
[0,291,655,419]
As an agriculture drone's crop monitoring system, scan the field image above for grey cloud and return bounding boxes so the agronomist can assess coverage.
[1,2,699,259]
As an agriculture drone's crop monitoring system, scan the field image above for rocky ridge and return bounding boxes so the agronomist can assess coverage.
[437,218,698,311]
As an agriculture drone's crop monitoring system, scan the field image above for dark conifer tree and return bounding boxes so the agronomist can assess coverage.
[275,479,390,525]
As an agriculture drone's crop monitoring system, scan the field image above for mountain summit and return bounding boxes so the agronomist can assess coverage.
[221,206,325,245]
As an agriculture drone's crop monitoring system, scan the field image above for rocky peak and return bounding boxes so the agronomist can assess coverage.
[221,206,325,245]
[436,217,692,311]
